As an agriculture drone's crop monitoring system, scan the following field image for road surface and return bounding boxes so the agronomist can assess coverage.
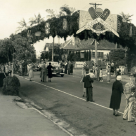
[17,71,136,136]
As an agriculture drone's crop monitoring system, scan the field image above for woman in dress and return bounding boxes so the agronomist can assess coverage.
[110,75,124,116]
[64,62,67,74]
[123,76,135,122]
[27,62,34,81]
[47,63,53,82]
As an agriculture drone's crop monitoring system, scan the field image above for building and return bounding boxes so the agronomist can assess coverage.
[62,37,119,63]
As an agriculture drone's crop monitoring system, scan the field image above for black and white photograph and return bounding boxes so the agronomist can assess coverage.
[0,0,136,136]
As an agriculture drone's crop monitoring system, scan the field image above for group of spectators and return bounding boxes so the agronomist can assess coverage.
[64,61,74,75]
[0,63,13,87]
[0,63,13,76]
[27,60,53,82]
[80,61,136,125]
[110,74,136,125]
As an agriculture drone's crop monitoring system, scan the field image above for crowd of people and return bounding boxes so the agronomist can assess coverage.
[27,60,54,82]
[80,62,136,125]
[1,60,136,125]
[64,61,74,75]
[110,74,136,125]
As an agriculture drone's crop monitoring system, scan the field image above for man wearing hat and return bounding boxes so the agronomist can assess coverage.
[83,68,94,102]
[110,75,124,116]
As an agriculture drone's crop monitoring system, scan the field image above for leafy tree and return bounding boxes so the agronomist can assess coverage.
[109,49,126,67]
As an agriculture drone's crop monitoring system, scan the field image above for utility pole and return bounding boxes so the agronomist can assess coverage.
[89,3,102,9]
[89,3,102,65]
[52,37,54,61]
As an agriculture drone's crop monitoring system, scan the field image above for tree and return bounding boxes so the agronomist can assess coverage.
[60,5,76,16]
[16,18,28,33]
[0,38,14,63]
[120,12,133,23]
[29,13,45,26]
[11,35,36,62]
[109,49,125,67]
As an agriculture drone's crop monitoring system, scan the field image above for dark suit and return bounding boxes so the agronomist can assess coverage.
[83,74,94,101]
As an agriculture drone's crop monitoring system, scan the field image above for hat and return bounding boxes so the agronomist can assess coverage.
[116,76,122,81]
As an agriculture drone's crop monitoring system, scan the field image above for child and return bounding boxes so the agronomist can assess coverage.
[99,68,103,82]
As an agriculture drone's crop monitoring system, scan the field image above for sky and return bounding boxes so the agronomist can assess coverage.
[0,0,136,57]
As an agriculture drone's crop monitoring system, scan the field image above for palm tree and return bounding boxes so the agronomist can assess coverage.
[46,5,76,19]
[60,5,76,16]
[16,18,28,33]
[120,12,133,23]
[29,13,45,26]
[46,9,58,19]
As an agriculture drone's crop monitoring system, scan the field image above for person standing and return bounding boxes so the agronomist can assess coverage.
[110,75,124,116]
[81,61,88,97]
[27,62,34,81]
[0,66,6,87]
[70,62,74,75]
[92,64,95,75]
[107,64,111,83]
[5,63,9,76]
[99,68,103,82]
[64,61,68,74]
[97,65,100,81]
[8,62,12,76]
[132,88,136,125]
[67,61,71,75]
[47,63,53,82]
[95,65,98,80]
[40,61,48,82]
[123,75,135,122]
[83,69,94,102]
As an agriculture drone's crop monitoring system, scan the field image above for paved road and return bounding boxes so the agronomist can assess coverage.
[18,71,136,136]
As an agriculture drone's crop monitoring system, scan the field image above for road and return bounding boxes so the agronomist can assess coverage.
[17,70,136,136]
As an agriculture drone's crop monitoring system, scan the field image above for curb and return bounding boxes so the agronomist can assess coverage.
[15,95,87,136]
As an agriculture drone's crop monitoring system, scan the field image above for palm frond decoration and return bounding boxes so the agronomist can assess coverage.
[120,12,133,23]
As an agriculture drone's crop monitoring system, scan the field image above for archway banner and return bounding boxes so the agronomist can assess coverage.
[77,17,119,37]
[77,7,121,37]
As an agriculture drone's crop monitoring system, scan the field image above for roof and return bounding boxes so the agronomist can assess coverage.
[63,37,117,50]
[44,43,64,50]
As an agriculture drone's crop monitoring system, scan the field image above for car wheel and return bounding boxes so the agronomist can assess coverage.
[61,75,64,77]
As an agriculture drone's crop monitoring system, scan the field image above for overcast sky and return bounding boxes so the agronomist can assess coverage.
[0,0,135,56]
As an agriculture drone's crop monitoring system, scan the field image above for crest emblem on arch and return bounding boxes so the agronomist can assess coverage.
[76,7,120,37]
